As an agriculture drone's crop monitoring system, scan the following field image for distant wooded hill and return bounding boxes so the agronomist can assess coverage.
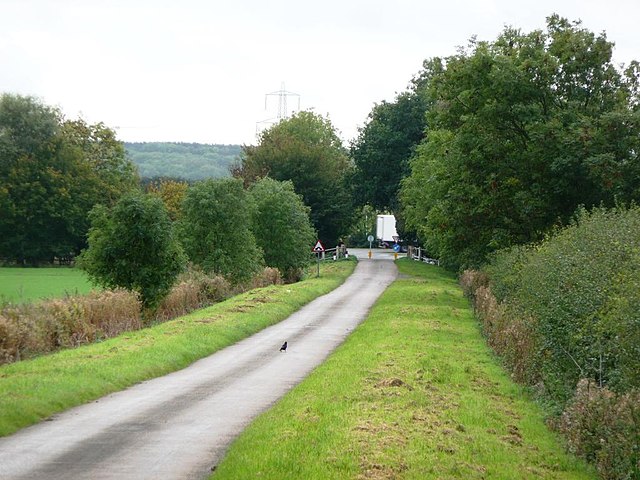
[124,142,242,180]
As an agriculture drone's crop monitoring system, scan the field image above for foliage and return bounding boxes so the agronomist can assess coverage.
[79,192,186,309]
[465,206,640,478]
[345,204,377,247]
[234,111,353,247]
[248,177,316,281]
[559,379,640,480]
[350,89,429,214]
[125,142,241,180]
[401,16,640,269]
[0,94,139,264]
[485,206,640,401]
[0,289,141,364]
[179,178,263,283]
[61,119,139,204]
[146,178,189,221]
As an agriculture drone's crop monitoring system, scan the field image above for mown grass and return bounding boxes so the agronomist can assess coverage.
[212,258,595,479]
[0,259,355,437]
[0,267,97,303]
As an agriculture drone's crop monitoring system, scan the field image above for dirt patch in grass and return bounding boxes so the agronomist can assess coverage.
[374,378,412,389]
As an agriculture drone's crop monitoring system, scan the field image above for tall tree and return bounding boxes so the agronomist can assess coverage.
[234,111,352,247]
[249,177,316,281]
[79,192,185,309]
[402,16,640,269]
[0,94,138,264]
[180,178,263,283]
[350,89,429,213]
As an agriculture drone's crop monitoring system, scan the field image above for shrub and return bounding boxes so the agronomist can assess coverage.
[179,178,264,284]
[559,380,640,480]
[461,271,541,385]
[0,262,291,366]
[0,290,142,364]
[465,205,640,478]
[155,268,232,321]
[484,206,640,404]
[250,267,283,289]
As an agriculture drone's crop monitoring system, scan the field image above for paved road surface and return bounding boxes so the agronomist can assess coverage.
[0,250,397,479]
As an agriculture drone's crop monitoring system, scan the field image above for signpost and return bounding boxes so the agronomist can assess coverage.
[367,234,374,259]
[312,240,325,277]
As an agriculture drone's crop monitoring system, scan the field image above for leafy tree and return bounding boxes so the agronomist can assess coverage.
[79,193,185,309]
[146,178,189,221]
[61,119,139,205]
[180,178,263,283]
[402,16,640,269]
[249,177,316,281]
[350,90,429,213]
[234,111,353,247]
[0,94,138,264]
[0,94,64,263]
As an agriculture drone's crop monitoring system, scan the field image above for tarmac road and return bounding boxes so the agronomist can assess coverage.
[0,250,397,480]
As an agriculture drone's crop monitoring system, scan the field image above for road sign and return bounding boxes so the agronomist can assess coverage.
[393,243,401,253]
[312,240,325,252]
[367,235,374,243]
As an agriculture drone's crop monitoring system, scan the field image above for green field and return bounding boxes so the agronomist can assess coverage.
[0,267,97,304]
[212,259,595,479]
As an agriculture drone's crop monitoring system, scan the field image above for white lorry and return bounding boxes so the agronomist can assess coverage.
[375,214,399,247]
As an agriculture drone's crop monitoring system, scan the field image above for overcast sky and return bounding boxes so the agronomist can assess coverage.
[2,0,638,146]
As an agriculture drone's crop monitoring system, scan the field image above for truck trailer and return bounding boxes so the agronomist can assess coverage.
[376,214,399,246]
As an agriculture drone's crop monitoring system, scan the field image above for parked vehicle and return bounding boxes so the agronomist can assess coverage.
[376,215,399,247]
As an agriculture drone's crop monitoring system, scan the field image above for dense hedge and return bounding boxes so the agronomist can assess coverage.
[463,206,640,479]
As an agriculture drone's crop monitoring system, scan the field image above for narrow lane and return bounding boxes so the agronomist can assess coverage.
[0,251,397,479]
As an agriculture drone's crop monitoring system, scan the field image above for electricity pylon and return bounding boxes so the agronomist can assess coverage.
[256,82,301,136]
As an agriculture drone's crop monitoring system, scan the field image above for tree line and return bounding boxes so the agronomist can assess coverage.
[351,14,640,269]
[0,94,349,310]
[0,94,352,270]
[125,142,241,181]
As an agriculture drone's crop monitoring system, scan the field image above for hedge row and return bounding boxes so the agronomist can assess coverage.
[461,206,640,479]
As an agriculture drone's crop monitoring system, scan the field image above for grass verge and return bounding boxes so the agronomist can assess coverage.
[0,259,355,437]
[211,259,595,479]
[0,267,97,304]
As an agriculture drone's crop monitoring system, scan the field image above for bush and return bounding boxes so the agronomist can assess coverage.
[484,206,640,404]
[559,380,640,480]
[249,267,283,289]
[80,192,186,309]
[0,290,141,364]
[0,264,289,365]
[464,205,640,478]
[460,271,540,385]
[155,268,232,321]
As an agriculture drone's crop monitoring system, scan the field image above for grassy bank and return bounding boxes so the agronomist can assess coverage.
[0,260,355,437]
[212,259,594,479]
[0,267,97,303]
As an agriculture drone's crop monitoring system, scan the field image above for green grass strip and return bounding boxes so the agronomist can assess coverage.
[212,259,595,479]
[0,260,356,437]
[0,267,97,304]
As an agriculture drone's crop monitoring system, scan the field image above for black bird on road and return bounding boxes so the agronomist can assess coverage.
[279,341,287,352]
